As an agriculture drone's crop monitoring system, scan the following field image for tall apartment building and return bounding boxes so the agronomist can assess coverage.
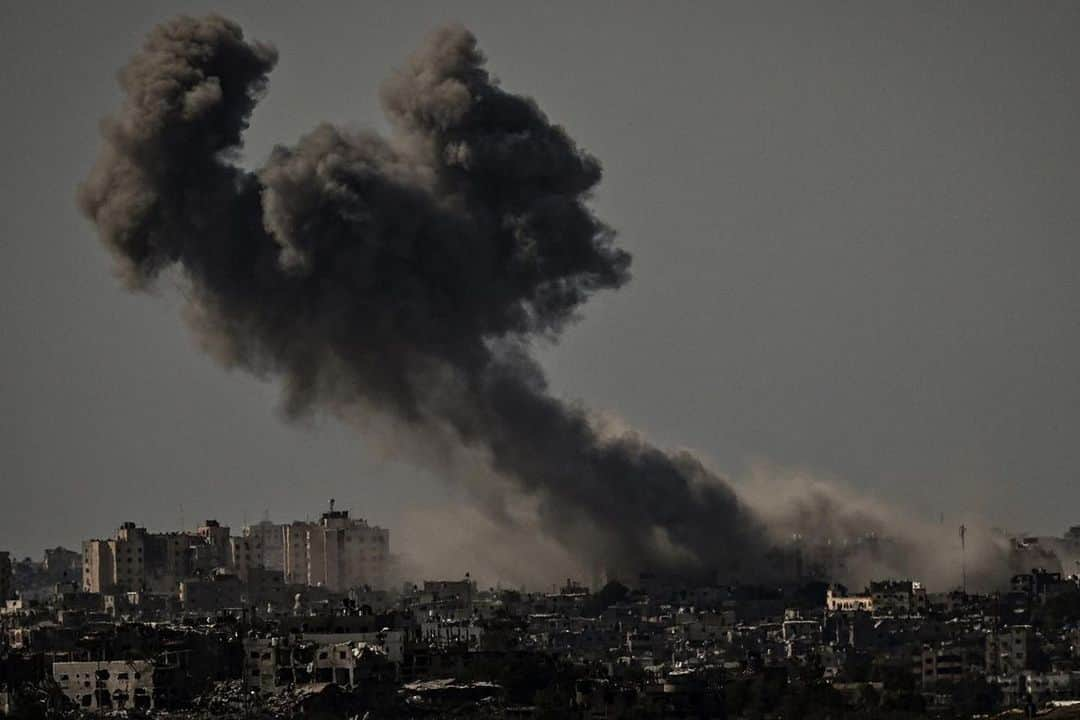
[0,551,11,602]
[83,522,149,593]
[82,522,230,594]
[282,506,389,591]
[190,520,232,575]
[227,534,275,582]
[242,520,286,572]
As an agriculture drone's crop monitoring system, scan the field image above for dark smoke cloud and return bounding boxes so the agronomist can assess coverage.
[88,15,1019,587]
[79,15,770,581]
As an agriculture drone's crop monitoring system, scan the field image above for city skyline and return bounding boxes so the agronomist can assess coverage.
[3,5,1080,715]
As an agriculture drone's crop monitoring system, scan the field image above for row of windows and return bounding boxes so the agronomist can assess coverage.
[57,671,142,681]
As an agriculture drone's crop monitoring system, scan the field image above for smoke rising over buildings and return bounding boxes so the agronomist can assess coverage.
[79,15,1009,588]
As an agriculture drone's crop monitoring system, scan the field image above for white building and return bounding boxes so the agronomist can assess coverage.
[826,587,874,613]
[282,505,390,591]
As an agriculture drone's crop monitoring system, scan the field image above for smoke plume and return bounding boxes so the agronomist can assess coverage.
[736,464,1015,592]
[80,15,773,582]
[81,16,1018,589]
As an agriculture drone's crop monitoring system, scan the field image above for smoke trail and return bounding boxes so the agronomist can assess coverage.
[79,15,772,581]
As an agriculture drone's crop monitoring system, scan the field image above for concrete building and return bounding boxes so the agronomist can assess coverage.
[43,547,81,583]
[421,618,485,650]
[194,520,279,581]
[52,653,195,711]
[915,643,965,685]
[242,519,286,572]
[421,579,477,611]
[82,523,226,595]
[243,637,394,695]
[179,571,245,612]
[0,552,11,602]
[782,618,822,660]
[227,536,259,582]
[149,532,201,591]
[53,659,158,711]
[282,505,390,591]
[868,580,926,615]
[1011,568,1068,601]
[283,521,312,586]
[84,524,170,594]
[83,522,150,594]
[1019,671,1080,705]
[986,624,1037,675]
[826,586,874,613]
[189,520,232,574]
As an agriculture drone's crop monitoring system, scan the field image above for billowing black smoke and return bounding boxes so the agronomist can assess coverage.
[79,15,774,581]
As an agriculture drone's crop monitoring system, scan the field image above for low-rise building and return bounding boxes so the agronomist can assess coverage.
[1012,568,1068,602]
[421,617,485,650]
[243,637,393,695]
[180,571,245,612]
[52,655,193,711]
[1020,671,1080,705]
[826,586,874,613]
[915,643,965,685]
[869,580,925,616]
[986,625,1037,675]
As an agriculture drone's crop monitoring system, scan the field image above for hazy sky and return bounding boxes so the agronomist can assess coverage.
[2,1,1079,561]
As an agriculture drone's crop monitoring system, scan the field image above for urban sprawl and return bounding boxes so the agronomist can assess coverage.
[3,507,1080,719]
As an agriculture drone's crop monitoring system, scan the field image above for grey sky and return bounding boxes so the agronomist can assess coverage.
[2,1,1078,561]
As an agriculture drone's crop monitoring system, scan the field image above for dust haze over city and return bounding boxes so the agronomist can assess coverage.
[3,3,1080,716]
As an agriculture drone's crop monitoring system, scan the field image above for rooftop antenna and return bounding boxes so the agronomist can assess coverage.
[959,524,967,594]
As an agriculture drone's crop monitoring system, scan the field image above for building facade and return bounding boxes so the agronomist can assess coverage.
[43,547,82,583]
[0,552,11,602]
[826,587,874,613]
[242,520,286,572]
[986,625,1037,675]
[82,523,225,594]
[282,508,389,591]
